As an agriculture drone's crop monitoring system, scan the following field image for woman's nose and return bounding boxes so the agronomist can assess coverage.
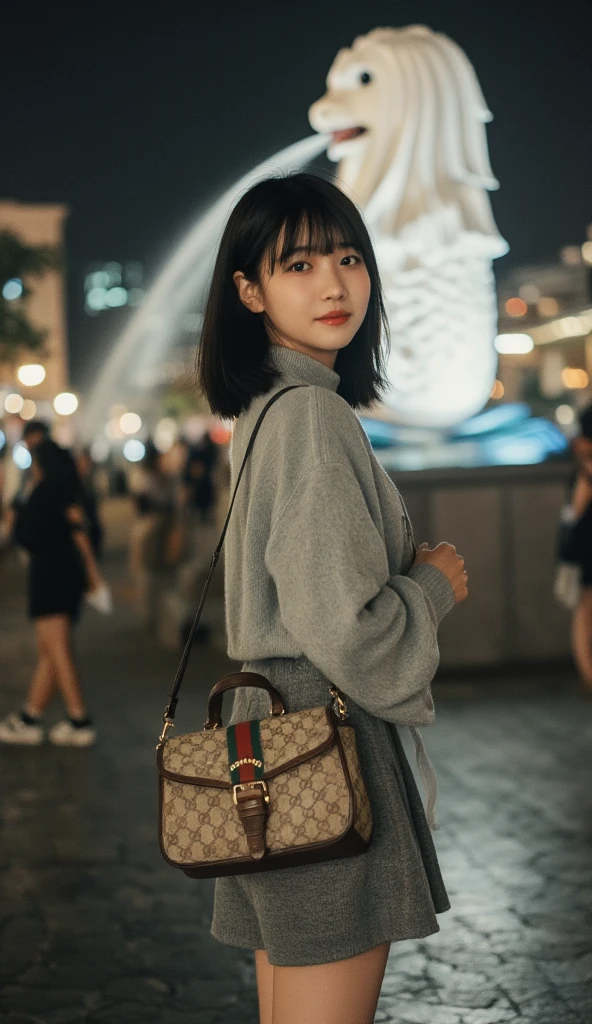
[320,269,347,299]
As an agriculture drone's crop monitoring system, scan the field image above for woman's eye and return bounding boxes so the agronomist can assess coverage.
[288,261,311,272]
[341,254,363,266]
[360,71,372,85]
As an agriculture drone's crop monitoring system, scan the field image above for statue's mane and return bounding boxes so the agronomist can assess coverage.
[346,25,506,249]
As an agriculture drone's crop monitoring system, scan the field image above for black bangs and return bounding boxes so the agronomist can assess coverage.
[265,201,362,277]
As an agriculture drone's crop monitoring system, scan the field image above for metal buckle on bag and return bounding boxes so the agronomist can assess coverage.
[232,780,270,806]
[329,685,349,721]
[156,716,174,750]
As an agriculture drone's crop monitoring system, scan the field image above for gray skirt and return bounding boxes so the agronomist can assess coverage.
[210,655,450,967]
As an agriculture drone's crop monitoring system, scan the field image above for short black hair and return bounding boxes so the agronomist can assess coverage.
[196,172,391,420]
[22,420,50,439]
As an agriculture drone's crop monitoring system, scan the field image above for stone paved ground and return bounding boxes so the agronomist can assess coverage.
[1,534,592,1023]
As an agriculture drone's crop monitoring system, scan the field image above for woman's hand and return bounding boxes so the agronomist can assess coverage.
[413,541,468,604]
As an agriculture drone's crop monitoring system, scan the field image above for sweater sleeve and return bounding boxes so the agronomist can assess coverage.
[264,461,456,727]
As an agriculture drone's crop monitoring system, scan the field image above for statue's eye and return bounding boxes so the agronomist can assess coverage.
[360,71,372,85]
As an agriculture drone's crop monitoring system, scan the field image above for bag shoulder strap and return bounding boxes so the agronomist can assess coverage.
[161,384,309,730]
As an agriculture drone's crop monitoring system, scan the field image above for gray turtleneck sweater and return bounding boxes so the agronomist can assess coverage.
[224,344,456,738]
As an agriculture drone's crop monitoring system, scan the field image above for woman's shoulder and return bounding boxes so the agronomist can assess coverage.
[240,383,369,474]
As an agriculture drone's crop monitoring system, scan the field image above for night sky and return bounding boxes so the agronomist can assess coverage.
[3,0,591,384]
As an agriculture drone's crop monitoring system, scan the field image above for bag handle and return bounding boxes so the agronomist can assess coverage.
[157,384,309,746]
[204,672,286,730]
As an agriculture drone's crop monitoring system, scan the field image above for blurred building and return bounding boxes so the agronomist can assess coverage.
[83,260,144,316]
[0,199,69,405]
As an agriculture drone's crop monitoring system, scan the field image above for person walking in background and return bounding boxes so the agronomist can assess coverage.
[75,446,104,560]
[560,404,592,692]
[127,440,179,629]
[175,432,221,646]
[0,440,97,746]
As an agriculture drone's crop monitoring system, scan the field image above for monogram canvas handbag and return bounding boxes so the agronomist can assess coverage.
[157,384,373,878]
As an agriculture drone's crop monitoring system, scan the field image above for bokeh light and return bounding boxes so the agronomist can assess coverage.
[123,439,146,462]
[154,417,178,453]
[561,368,589,389]
[494,334,534,354]
[556,405,575,425]
[537,297,559,317]
[120,412,142,434]
[2,278,23,301]
[505,297,528,317]
[13,443,32,469]
[54,393,79,416]
[21,400,37,420]
[17,364,46,387]
[4,393,24,414]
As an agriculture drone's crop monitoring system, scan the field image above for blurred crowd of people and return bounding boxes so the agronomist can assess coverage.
[0,420,228,746]
[3,396,592,750]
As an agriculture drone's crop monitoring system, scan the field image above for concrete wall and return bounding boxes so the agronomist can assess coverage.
[389,460,574,669]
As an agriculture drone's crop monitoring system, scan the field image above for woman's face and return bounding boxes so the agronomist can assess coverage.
[233,228,371,370]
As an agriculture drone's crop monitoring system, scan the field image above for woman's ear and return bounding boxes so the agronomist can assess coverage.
[232,270,264,314]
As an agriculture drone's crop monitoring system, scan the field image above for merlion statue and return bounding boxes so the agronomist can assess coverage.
[309,25,509,427]
[84,24,509,440]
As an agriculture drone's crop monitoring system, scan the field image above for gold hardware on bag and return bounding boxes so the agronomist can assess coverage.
[232,780,270,805]
[329,686,349,721]
[229,757,263,772]
[156,716,174,750]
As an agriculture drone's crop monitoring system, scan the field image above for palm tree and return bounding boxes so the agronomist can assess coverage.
[0,230,61,360]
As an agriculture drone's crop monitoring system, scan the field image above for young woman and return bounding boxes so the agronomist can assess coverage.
[0,439,97,746]
[196,172,468,1024]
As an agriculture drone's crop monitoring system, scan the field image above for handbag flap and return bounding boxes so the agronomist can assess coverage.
[158,705,336,786]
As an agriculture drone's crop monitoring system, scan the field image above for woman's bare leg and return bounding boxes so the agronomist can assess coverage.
[270,942,390,1024]
[571,588,592,689]
[255,950,274,1024]
[24,626,58,714]
[36,614,87,718]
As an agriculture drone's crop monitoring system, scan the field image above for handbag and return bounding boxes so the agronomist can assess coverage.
[156,384,373,878]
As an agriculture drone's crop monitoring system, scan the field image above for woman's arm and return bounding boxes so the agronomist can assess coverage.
[264,460,455,727]
[65,504,105,591]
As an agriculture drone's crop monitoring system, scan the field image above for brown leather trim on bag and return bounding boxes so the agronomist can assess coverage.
[158,720,372,878]
[205,672,286,728]
[156,704,338,787]
[182,822,368,878]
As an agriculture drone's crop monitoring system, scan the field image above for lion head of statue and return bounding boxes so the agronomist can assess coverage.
[309,25,507,255]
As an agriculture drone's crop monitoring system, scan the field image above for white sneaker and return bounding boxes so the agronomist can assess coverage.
[0,711,44,745]
[48,719,96,747]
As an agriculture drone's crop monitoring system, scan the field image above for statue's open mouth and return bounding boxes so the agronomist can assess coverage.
[330,127,368,144]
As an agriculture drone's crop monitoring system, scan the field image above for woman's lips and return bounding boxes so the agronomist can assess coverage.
[316,313,351,326]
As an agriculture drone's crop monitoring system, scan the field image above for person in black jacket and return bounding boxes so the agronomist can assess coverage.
[0,440,97,746]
